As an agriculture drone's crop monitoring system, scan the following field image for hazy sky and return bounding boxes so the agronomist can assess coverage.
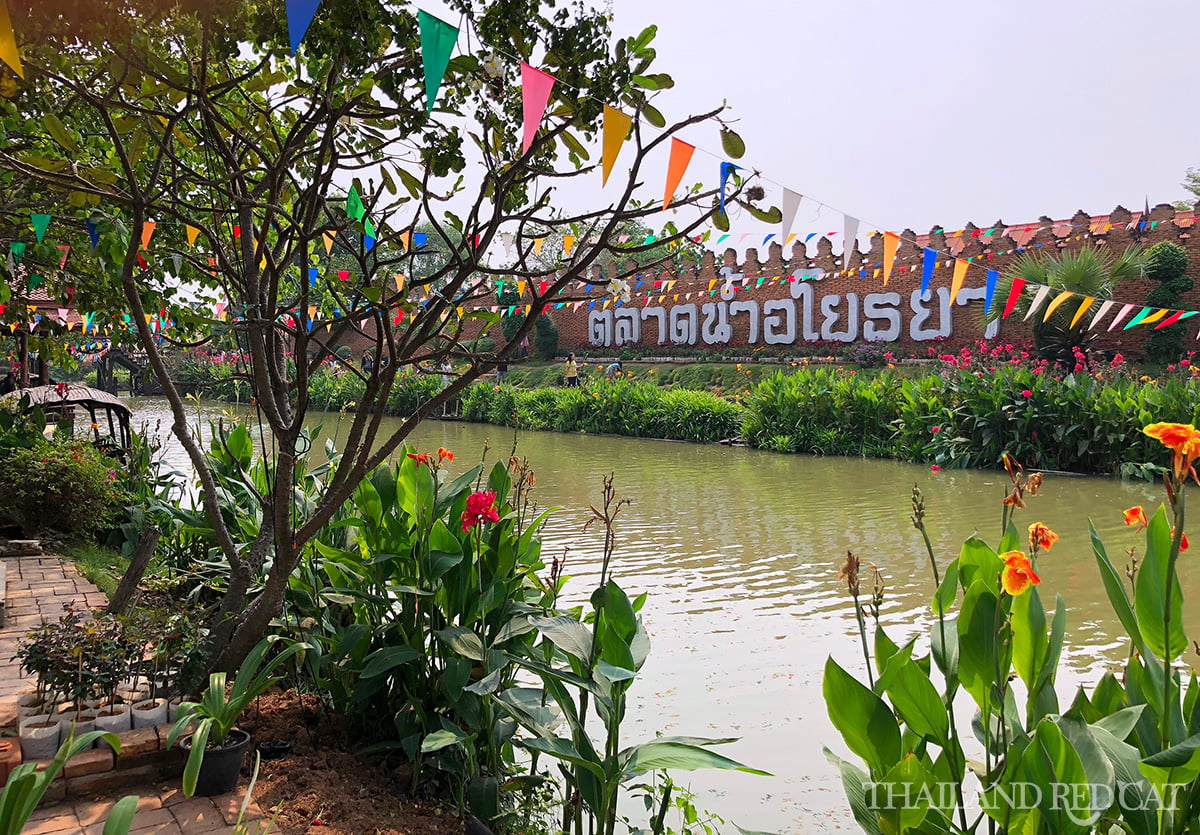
[607,0,1200,238]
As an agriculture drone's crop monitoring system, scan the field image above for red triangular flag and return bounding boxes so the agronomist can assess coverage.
[1002,277,1026,319]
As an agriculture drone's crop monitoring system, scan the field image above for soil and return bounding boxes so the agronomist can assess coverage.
[237,689,464,835]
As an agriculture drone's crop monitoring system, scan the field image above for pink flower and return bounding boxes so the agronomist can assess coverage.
[1032,367,1043,375]
[461,490,500,532]
[930,464,942,472]
[931,426,941,434]
[1021,390,1032,398]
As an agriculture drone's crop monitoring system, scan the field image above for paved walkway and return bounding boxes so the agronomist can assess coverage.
[1,554,267,834]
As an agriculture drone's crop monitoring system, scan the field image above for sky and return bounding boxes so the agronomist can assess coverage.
[604,0,1200,241]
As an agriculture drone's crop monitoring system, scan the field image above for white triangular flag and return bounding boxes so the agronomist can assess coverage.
[1088,300,1115,331]
[1023,285,1052,322]
[843,215,859,268]
[781,189,802,249]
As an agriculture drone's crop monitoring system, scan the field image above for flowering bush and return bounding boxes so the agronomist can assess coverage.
[0,440,128,535]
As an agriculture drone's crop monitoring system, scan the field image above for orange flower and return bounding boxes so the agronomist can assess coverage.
[1143,422,1200,482]
[1000,551,1041,596]
[1028,522,1058,551]
[1124,506,1148,530]
[1172,528,1190,552]
[437,447,454,462]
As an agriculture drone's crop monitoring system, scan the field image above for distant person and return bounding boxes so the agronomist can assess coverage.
[604,360,622,380]
[361,349,374,374]
[564,353,579,387]
[497,361,509,384]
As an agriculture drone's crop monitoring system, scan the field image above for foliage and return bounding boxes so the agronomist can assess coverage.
[534,315,559,360]
[0,730,136,835]
[0,438,127,535]
[16,607,140,704]
[824,431,1200,835]
[1143,242,1194,365]
[167,637,309,797]
[461,380,744,443]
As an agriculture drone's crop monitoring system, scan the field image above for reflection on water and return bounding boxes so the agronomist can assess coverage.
[128,398,1182,832]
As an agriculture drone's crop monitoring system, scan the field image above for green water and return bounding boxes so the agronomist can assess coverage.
[129,398,1183,833]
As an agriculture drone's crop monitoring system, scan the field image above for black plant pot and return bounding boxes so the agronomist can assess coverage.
[181,728,251,796]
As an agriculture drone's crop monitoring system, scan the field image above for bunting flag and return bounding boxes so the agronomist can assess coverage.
[9,241,24,262]
[1088,300,1115,330]
[308,267,318,287]
[1123,306,1167,330]
[1107,303,1135,331]
[662,138,695,209]
[0,0,21,78]
[286,0,323,54]
[718,162,738,218]
[984,269,999,314]
[1069,296,1094,329]
[920,248,936,295]
[413,232,427,249]
[30,213,51,243]
[346,186,365,221]
[781,189,802,247]
[322,230,335,254]
[86,219,100,248]
[418,10,458,114]
[881,233,899,286]
[394,274,405,292]
[1157,311,1193,330]
[601,105,632,186]
[842,216,859,266]
[140,221,156,249]
[949,258,968,304]
[520,62,556,154]
[1002,277,1027,318]
[562,235,576,257]
[57,245,70,268]
[185,225,200,248]
[1042,290,1075,322]
[1022,285,1051,321]
[533,237,545,256]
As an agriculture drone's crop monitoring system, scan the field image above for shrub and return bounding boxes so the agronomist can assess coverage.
[0,440,127,535]
[534,315,559,359]
[1143,241,1193,365]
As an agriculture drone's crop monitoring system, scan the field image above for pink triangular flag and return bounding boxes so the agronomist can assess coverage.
[520,62,556,154]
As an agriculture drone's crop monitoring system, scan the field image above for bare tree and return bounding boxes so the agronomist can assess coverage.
[0,0,770,670]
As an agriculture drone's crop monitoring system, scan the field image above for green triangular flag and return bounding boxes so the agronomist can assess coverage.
[29,273,45,290]
[10,242,25,262]
[346,186,366,221]
[418,10,458,114]
[364,216,375,238]
[30,214,51,243]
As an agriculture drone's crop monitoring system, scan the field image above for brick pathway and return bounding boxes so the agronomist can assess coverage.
[1,554,267,834]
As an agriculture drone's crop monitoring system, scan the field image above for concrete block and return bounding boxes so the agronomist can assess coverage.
[63,747,113,778]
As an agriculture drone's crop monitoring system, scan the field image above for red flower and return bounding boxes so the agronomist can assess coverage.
[407,451,431,467]
[931,426,941,434]
[1021,390,1032,398]
[437,447,454,462]
[930,464,941,472]
[1124,506,1148,531]
[461,490,500,532]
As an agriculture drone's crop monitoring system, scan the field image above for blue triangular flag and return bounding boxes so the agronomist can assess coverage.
[984,269,999,314]
[286,0,323,54]
[308,267,318,287]
[920,248,936,296]
[364,236,375,251]
[719,162,738,218]
[413,232,427,250]
[86,219,100,248]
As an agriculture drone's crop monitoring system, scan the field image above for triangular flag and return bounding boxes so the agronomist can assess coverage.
[185,225,200,248]
[322,230,335,254]
[1088,300,1115,330]
[1023,285,1051,321]
[394,274,405,292]
[563,235,576,257]
[9,241,24,262]
[984,269,1000,314]
[1002,278,1026,319]
[140,220,156,249]
[662,138,695,209]
[520,62,556,154]
[1042,290,1074,322]
[1123,307,1156,330]
[949,259,968,304]
[601,105,632,186]
[919,248,936,295]
[86,218,100,248]
[418,10,458,114]
[1069,297,1095,329]
[843,216,859,267]
[1107,303,1135,331]
[30,214,51,243]
[779,189,803,248]
[57,245,70,268]
[1138,308,1170,327]
[718,162,739,218]
[0,0,22,79]
[533,238,545,256]
[308,267,318,287]
[882,233,899,286]
[1154,311,1191,330]
[346,186,365,221]
[285,0,322,54]
[413,232,427,249]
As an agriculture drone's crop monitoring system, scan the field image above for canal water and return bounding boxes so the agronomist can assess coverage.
[128,398,1180,833]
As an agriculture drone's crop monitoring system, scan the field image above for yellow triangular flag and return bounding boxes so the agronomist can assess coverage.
[601,105,632,186]
[533,238,545,255]
[563,235,575,257]
[1141,308,1170,326]
[949,259,969,304]
[394,274,405,292]
[708,279,717,292]
[323,231,335,254]
[1043,290,1075,322]
[399,231,411,252]
[882,232,899,286]
[1069,297,1095,329]
[517,280,527,296]
[0,0,22,79]
[144,313,153,324]
[185,225,200,248]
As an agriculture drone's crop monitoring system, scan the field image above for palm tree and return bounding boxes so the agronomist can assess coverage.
[990,245,1145,366]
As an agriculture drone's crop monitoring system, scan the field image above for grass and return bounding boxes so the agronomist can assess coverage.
[61,542,129,596]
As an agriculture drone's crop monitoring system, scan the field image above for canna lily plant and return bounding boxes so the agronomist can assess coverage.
[823,429,1200,834]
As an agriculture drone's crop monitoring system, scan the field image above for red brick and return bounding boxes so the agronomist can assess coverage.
[116,727,160,759]
[63,747,113,778]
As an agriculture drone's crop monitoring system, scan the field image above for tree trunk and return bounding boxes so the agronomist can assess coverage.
[106,525,160,615]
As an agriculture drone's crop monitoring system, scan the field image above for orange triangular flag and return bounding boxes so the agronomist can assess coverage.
[394,274,406,292]
[1069,296,1095,330]
[141,221,156,249]
[563,235,575,257]
[949,259,969,304]
[533,238,545,255]
[663,138,695,210]
[400,231,411,251]
[185,225,200,248]
[322,230,335,254]
[882,233,899,286]
[0,0,22,79]
[601,105,632,187]
[1043,290,1075,322]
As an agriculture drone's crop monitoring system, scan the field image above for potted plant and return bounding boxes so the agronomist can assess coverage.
[166,637,308,797]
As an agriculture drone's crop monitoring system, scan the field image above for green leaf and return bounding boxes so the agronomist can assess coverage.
[421,728,468,754]
[1010,585,1047,690]
[44,114,80,154]
[1094,705,1146,741]
[823,656,901,776]
[1134,505,1186,660]
[883,655,950,744]
[1090,726,1158,835]
[957,537,1000,594]
[642,103,666,129]
[435,627,486,661]
[932,559,959,615]
[397,167,424,200]
[720,128,745,160]
[529,615,593,663]
[619,740,769,780]
[1020,719,1092,835]
[823,749,882,835]
[359,645,421,680]
[957,580,1006,711]
[101,795,139,835]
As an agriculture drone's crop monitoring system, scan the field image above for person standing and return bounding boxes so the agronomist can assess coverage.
[564,353,579,387]
[497,361,509,384]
